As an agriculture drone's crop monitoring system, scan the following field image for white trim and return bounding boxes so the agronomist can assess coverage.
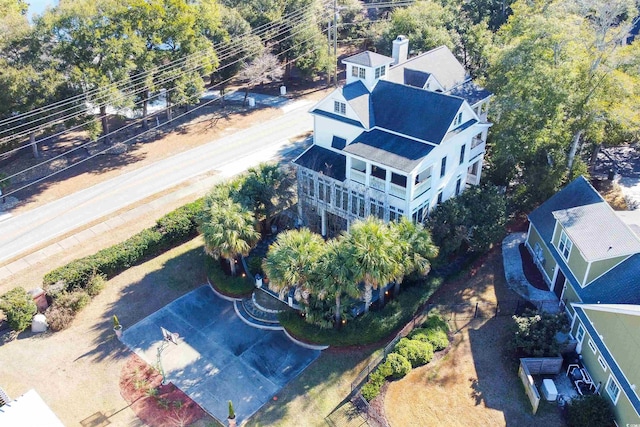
[574,303,640,317]
[583,261,591,287]
[606,375,621,405]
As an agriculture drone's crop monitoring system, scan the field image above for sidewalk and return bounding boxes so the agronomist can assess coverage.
[501,232,558,305]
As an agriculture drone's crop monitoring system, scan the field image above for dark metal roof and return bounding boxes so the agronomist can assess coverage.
[447,80,493,106]
[371,80,463,144]
[343,81,373,128]
[528,176,604,246]
[342,51,394,68]
[403,69,430,89]
[310,108,364,129]
[343,129,435,173]
[294,145,346,182]
[574,305,640,416]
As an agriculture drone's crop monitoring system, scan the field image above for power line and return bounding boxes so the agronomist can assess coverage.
[0,5,329,139]
[0,6,330,150]
[1,29,332,198]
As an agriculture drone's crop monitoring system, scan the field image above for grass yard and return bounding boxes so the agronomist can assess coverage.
[383,248,565,427]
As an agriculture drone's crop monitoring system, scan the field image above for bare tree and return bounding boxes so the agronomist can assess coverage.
[239,53,284,106]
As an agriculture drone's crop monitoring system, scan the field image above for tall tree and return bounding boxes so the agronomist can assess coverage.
[262,228,325,301]
[238,52,283,106]
[392,218,438,296]
[312,237,360,326]
[344,217,402,313]
[199,198,259,276]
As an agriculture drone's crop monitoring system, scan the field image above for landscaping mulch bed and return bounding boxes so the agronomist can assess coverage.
[518,243,549,291]
[119,354,206,427]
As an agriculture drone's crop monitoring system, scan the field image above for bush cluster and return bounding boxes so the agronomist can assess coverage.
[0,287,37,332]
[43,199,204,292]
[361,313,449,401]
[566,395,615,427]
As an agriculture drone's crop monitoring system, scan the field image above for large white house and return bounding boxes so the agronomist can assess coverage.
[294,37,492,236]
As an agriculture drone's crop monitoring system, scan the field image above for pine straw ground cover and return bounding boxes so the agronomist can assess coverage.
[382,247,565,427]
[119,354,208,427]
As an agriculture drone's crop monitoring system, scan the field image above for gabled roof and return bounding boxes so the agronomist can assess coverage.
[343,81,373,128]
[343,129,435,173]
[528,176,605,245]
[371,80,464,144]
[293,145,346,182]
[342,51,394,68]
[573,304,640,417]
[553,203,640,260]
[403,69,431,88]
[388,46,467,91]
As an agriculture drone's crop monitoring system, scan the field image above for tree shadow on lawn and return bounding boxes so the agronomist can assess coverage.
[80,243,207,363]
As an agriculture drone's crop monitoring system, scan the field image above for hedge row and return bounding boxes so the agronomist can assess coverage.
[43,198,204,292]
[361,313,450,401]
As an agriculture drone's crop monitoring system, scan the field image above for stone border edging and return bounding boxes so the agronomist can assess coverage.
[207,279,242,302]
[252,290,285,314]
[282,328,329,351]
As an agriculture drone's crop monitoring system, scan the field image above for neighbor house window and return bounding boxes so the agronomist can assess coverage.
[375,66,386,78]
[455,177,462,196]
[351,66,358,77]
[440,157,447,178]
[389,206,403,222]
[598,356,608,372]
[558,230,572,260]
[606,376,620,404]
[334,101,346,115]
[437,191,443,204]
[359,67,366,78]
[454,112,462,126]
[588,339,597,354]
[459,144,466,165]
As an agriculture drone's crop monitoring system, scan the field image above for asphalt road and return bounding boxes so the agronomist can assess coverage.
[0,98,313,266]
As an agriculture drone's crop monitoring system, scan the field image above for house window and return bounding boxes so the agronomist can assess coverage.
[459,144,466,165]
[471,132,483,149]
[351,158,366,172]
[351,66,358,77]
[588,339,597,354]
[334,101,346,115]
[389,206,403,222]
[606,376,620,404]
[411,200,430,224]
[470,160,479,176]
[359,67,366,78]
[335,186,348,211]
[370,199,384,219]
[533,242,545,265]
[558,230,572,260]
[440,157,447,178]
[437,191,443,204]
[598,356,608,372]
[391,172,407,187]
[318,179,331,204]
[374,66,386,79]
[575,324,585,343]
[454,112,462,126]
[351,191,365,217]
[371,165,386,180]
[455,177,462,196]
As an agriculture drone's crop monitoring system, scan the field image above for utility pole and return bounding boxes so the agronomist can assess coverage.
[333,0,338,86]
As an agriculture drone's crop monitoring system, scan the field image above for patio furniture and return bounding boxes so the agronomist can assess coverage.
[567,364,595,395]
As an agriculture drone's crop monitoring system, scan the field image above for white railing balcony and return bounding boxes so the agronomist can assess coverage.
[413,179,431,199]
[389,183,406,200]
[466,173,478,186]
[350,169,366,185]
[370,176,386,192]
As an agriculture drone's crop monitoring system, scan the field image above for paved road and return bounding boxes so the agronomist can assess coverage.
[0,98,313,266]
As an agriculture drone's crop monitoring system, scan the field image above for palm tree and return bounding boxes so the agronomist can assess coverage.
[262,229,325,300]
[344,217,402,313]
[199,198,259,276]
[392,217,439,295]
[313,237,360,326]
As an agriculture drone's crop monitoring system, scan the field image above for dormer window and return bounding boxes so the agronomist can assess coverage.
[351,66,366,78]
[375,66,386,79]
[454,112,463,126]
[334,101,346,115]
[558,230,572,260]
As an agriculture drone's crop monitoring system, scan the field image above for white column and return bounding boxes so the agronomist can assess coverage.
[321,209,327,237]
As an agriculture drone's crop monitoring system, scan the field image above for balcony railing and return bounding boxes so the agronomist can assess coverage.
[370,176,385,191]
[413,178,431,199]
[350,169,366,184]
[389,183,406,200]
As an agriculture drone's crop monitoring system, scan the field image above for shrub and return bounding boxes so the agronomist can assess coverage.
[247,256,264,276]
[0,287,36,332]
[421,313,449,333]
[566,394,615,427]
[394,338,434,367]
[45,305,74,331]
[409,328,449,351]
[385,353,412,379]
[85,273,106,297]
[512,309,570,357]
[54,290,91,313]
[361,380,382,401]
[43,198,203,292]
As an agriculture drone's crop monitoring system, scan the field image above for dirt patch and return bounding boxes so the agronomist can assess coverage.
[120,354,206,427]
[383,249,564,427]
[591,178,631,210]
[518,243,548,291]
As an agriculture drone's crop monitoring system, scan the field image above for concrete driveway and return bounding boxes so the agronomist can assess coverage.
[121,285,320,424]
